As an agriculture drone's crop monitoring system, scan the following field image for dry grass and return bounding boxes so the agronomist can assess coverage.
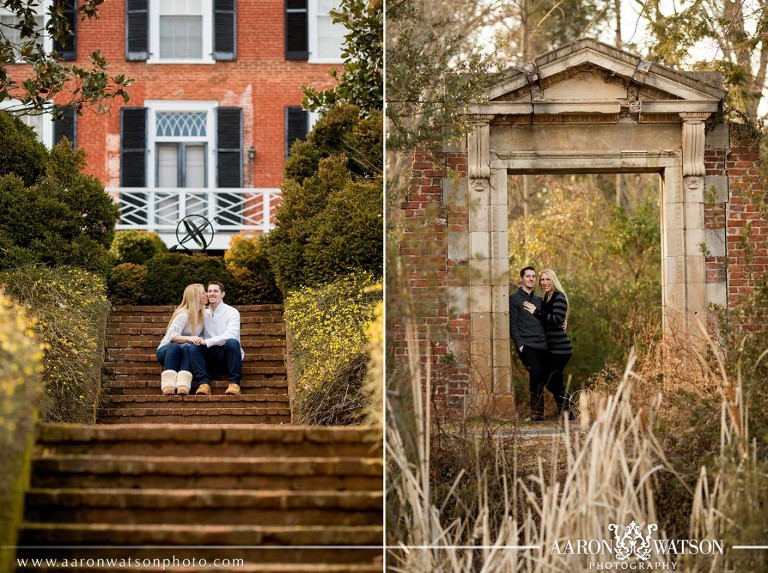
[387,317,767,572]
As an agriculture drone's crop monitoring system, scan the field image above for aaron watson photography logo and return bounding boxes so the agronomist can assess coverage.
[549,520,725,570]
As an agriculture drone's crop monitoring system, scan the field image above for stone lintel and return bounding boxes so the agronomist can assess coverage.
[641,101,719,114]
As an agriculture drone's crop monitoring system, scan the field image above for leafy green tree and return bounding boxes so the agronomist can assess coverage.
[303,0,382,118]
[267,152,382,294]
[267,104,382,296]
[641,0,768,120]
[0,112,119,274]
[0,0,131,116]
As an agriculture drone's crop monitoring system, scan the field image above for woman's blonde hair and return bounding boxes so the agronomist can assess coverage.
[539,268,569,319]
[167,283,205,335]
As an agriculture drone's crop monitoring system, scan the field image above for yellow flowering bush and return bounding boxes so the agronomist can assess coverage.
[0,265,110,423]
[0,293,42,573]
[284,271,380,425]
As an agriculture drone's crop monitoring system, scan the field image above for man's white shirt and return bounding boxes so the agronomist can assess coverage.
[203,302,245,359]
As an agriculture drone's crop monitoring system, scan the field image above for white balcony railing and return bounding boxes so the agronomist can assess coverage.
[107,187,281,235]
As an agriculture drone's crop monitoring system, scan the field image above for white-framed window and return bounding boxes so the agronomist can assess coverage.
[148,0,213,64]
[308,0,344,63]
[0,1,52,60]
[145,100,218,222]
[146,100,218,188]
[0,100,54,146]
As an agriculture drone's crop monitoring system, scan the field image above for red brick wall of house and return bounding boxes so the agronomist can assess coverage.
[52,1,338,189]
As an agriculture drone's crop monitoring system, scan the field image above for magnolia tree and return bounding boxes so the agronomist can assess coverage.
[0,0,131,116]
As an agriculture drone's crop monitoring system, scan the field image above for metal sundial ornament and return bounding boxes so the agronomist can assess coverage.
[174,215,215,251]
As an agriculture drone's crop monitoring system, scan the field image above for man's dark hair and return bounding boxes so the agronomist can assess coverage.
[208,281,225,292]
[519,266,536,278]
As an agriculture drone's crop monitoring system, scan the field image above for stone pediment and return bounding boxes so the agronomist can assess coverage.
[468,39,726,119]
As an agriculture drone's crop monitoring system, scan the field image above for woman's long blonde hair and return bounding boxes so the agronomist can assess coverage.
[167,283,205,335]
[539,268,569,319]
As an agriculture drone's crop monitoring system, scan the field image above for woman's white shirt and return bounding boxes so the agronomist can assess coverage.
[157,311,203,349]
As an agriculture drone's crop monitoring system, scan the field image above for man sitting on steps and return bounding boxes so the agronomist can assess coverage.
[190,281,245,396]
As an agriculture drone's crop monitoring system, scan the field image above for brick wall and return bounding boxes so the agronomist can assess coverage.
[54,1,338,189]
[723,124,768,304]
[395,150,470,412]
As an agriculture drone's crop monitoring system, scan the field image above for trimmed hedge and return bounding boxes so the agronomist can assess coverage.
[0,265,110,423]
[0,293,42,573]
[107,263,148,305]
[110,230,168,265]
[0,137,119,276]
[225,233,282,304]
[144,253,235,305]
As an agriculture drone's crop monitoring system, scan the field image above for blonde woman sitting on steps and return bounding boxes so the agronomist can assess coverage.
[156,283,208,395]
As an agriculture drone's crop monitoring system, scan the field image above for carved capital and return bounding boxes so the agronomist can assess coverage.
[679,112,711,123]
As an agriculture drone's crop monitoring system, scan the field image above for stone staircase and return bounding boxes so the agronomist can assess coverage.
[16,305,384,572]
[100,305,291,423]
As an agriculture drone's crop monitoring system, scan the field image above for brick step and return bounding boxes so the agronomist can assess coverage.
[36,424,383,458]
[106,352,285,364]
[104,395,289,407]
[106,381,288,395]
[105,364,285,375]
[24,488,382,526]
[19,523,383,546]
[32,455,383,491]
[97,408,292,424]
[107,334,285,346]
[17,564,383,573]
[108,377,288,387]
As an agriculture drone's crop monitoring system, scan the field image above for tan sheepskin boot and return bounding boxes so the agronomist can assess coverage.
[160,370,177,395]
[176,370,193,395]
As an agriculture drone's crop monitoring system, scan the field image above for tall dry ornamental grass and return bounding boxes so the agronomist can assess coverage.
[387,322,765,571]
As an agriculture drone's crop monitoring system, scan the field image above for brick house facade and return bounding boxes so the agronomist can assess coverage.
[4,0,343,250]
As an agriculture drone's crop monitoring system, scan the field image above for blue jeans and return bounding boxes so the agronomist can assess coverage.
[189,339,242,385]
[156,343,193,372]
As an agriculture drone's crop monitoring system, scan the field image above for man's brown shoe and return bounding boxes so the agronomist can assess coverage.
[195,383,211,396]
[225,383,241,396]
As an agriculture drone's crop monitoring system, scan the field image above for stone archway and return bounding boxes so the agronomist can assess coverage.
[398,39,766,416]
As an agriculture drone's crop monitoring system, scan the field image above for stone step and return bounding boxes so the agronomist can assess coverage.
[37,424,383,458]
[97,408,291,425]
[104,395,289,407]
[17,563,383,573]
[19,522,383,546]
[24,488,382,526]
[32,455,383,491]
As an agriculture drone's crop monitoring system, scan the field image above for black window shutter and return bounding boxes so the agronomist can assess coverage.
[120,107,147,187]
[55,0,77,60]
[126,0,148,61]
[285,0,308,60]
[217,107,242,226]
[214,0,236,61]
[53,106,76,146]
[217,107,242,188]
[285,106,308,158]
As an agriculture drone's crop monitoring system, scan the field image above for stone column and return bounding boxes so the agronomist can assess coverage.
[466,115,513,415]
[680,113,710,334]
